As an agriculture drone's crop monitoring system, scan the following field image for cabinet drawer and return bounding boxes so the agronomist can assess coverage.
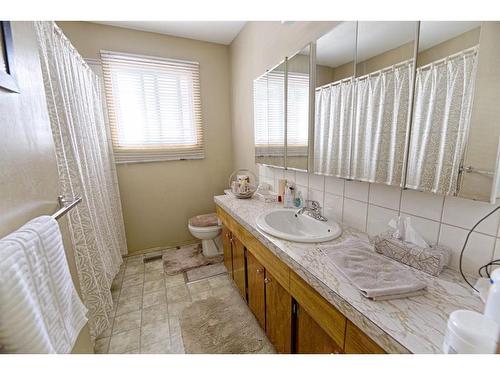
[290,271,346,348]
[344,320,385,354]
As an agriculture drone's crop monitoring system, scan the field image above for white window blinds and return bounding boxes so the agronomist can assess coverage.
[253,71,308,156]
[100,50,203,163]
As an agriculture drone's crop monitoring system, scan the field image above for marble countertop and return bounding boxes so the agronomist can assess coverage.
[214,194,484,354]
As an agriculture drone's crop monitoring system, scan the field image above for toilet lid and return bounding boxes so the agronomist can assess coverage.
[189,213,220,228]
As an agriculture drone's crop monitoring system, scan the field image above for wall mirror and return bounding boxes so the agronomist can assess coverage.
[312,21,357,178]
[351,21,418,186]
[286,45,311,172]
[0,21,19,93]
[405,21,500,203]
[254,60,286,168]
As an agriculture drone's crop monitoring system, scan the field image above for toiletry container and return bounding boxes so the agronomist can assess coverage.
[484,268,500,326]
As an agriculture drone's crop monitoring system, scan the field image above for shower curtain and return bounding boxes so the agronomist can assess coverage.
[351,62,413,185]
[314,79,353,178]
[35,21,127,341]
[406,47,478,195]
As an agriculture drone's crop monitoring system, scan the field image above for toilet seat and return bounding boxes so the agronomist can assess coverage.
[188,213,221,228]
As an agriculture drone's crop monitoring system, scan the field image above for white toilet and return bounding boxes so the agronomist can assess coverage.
[188,213,223,257]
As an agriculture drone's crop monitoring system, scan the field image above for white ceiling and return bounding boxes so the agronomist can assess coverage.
[316,21,482,68]
[92,21,247,45]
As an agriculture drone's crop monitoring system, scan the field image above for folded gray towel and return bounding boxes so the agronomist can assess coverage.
[320,238,427,301]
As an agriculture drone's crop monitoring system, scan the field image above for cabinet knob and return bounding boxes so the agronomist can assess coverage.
[264,277,271,284]
[256,268,264,274]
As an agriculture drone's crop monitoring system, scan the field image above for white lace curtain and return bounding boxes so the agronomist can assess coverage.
[314,78,353,178]
[406,47,478,195]
[351,62,413,185]
[34,21,127,341]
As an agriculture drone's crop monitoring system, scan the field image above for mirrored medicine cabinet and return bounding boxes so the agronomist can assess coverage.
[253,21,500,203]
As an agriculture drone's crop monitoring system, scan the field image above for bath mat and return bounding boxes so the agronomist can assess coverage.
[163,243,223,276]
[186,263,227,283]
[179,296,275,354]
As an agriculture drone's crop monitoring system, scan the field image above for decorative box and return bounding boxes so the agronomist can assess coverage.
[372,231,451,276]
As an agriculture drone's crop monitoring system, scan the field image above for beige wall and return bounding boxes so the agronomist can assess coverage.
[58,22,234,253]
[0,22,92,353]
[229,21,338,173]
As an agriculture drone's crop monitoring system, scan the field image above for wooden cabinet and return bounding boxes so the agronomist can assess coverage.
[344,321,385,354]
[295,304,343,354]
[216,205,388,355]
[222,226,233,276]
[265,269,292,354]
[232,235,246,299]
[247,251,266,329]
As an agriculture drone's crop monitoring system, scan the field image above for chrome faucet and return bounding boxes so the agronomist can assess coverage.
[295,200,328,221]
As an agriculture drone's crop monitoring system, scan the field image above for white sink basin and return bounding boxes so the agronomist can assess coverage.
[256,208,342,243]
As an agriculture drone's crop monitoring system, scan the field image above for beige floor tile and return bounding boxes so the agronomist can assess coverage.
[167,301,191,317]
[111,278,122,292]
[211,285,237,299]
[116,295,142,316]
[124,264,145,277]
[144,271,165,282]
[108,328,140,354]
[144,279,165,294]
[165,274,185,287]
[208,274,231,288]
[190,290,213,302]
[140,339,171,354]
[120,284,144,299]
[168,317,181,337]
[142,303,167,326]
[169,334,185,354]
[94,337,110,354]
[143,290,167,308]
[141,321,170,346]
[112,310,141,334]
[167,284,190,303]
[145,260,164,272]
[122,273,144,288]
[187,280,211,295]
[111,289,120,303]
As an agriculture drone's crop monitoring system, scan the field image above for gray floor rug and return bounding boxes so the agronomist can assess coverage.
[179,296,275,354]
[163,243,223,276]
[186,263,227,283]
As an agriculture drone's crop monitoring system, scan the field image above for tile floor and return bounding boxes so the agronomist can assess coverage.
[94,247,234,354]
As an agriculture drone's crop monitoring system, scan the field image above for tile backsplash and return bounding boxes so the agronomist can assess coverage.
[258,165,500,277]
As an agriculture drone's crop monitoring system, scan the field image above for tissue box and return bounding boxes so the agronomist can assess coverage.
[372,231,451,276]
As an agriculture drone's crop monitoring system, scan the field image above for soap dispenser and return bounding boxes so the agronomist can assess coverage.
[284,183,294,208]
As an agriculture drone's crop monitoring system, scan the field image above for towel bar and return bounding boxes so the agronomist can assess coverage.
[52,195,82,220]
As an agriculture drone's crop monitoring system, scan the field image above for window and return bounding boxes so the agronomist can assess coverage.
[100,50,203,163]
[253,71,308,156]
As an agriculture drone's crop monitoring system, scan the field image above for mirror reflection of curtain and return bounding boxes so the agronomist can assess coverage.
[314,78,353,177]
[351,61,413,185]
[406,47,478,195]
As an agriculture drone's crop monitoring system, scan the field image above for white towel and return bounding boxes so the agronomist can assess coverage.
[320,237,427,301]
[0,216,88,353]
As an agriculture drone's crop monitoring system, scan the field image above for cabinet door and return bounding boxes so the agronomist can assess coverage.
[221,226,233,276]
[232,235,246,299]
[344,321,385,354]
[247,251,266,329]
[265,270,292,353]
[295,304,343,354]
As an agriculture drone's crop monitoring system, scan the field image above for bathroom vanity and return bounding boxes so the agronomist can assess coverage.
[215,194,484,354]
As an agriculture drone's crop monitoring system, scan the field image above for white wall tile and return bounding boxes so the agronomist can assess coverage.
[295,171,309,187]
[401,189,444,221]
[369,184,401,211]
[272,169,284,193]
[343,198,368,232]
[366,205,398,237]
[438,224,496,276]
[309,174,325,192]
[284,169,296,183]
[325,176,344,196]
[308,188,324,208]
[492,240,500,273]
[398,214,440,246]
[324,193,343,222]
[442,196,500,236]
[344,180,369,202]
